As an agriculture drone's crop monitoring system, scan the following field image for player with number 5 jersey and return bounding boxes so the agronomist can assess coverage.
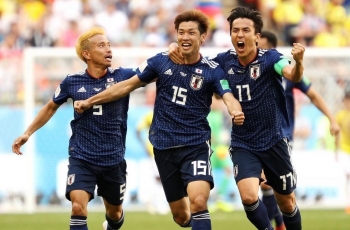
[74,10,244,230]
[12,27,134,230]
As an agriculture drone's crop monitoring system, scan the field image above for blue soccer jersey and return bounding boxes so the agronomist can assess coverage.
[213,48,290,151]
[136,52,232,150]
[282,77,311,141]
[53,67,136,166]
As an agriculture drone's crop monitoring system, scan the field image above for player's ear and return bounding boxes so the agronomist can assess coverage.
[255,33,261,46]
[200,33,207,45]
[82,50,91,61]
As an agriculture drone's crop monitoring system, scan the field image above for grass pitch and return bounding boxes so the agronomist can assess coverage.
[0,209,349,230]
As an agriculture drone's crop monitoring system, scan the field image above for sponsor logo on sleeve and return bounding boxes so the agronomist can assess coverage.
[220,79,230,90]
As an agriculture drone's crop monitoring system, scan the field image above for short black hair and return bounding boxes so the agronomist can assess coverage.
[261,31,278,48]
[227,6,263,35]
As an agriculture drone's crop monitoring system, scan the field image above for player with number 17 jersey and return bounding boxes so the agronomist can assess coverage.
[53,67,136,166]
[136,52,232,150]
[212,48,290,150]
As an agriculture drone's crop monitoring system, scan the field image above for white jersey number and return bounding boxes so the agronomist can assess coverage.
[280,172,297,190]
[93,105,102,115]
[191,160,208,175]
[172,86,187,105]
[236,84,251,101]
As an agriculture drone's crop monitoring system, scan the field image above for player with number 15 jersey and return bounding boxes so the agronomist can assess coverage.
[137,52,231,150]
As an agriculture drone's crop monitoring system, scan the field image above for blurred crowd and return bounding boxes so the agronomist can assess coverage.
[0,0,350,53]
[0,0,350,105]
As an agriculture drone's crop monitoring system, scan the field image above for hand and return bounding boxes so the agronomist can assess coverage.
[74,100,91,114]
[329,121,340,136]
[168,42,184,64]
[291,43,305,64]
[12,134,30,155]
[232,111,245,125]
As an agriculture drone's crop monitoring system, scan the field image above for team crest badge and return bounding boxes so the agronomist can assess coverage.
[190,74,203,90]
[105,78,116,88]
[233,165,238,178]
[250,64,260,80]
[67,174,75,185]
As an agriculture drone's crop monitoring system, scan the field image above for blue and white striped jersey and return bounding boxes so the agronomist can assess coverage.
[283,77,311,141]
[136,52,232,150]
[53,67,136,166]
[213,48,290,150]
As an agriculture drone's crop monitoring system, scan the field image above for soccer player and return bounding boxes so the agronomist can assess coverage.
[169,6,306,230]
[11,27,135,230]
[74,9,245,230]
[258,30,340,229]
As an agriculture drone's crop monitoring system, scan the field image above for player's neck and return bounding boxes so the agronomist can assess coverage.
[86,66,108,79]
[183,53,201,65]
[238,48,258,66]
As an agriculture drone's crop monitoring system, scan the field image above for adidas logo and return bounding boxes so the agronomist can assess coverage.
[228,68,234,74]
[78,87,86,92]
[164,69,172,75]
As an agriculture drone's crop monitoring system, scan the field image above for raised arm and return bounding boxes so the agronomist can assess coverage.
[74,75,146,113]
[12,99,60,155]
[221,92,245,125]
[282,43,305,83]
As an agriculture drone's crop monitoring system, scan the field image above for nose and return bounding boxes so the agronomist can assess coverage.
[183,32,190,40]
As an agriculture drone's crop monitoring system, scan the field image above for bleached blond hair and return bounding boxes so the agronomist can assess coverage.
[75,26,106,63]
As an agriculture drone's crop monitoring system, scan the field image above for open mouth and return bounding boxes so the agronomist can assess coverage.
[237,41,245,50]
[105,55,112,61]
[182,43,191,49]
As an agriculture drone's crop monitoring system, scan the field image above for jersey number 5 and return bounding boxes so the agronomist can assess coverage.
[93,105,102,115]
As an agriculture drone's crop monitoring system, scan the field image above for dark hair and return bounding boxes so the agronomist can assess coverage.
[261,31,278,48]
[227,6,263,35]
[174,9,209,35]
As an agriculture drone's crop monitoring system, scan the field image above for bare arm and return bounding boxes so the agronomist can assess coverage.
[12,99,60,155]
[306,87,340,136]
[221,92,245,125]
[74,75,146,113]
[282,43,305,83]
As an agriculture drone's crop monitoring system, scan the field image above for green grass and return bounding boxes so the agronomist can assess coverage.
[0,209,349,230]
